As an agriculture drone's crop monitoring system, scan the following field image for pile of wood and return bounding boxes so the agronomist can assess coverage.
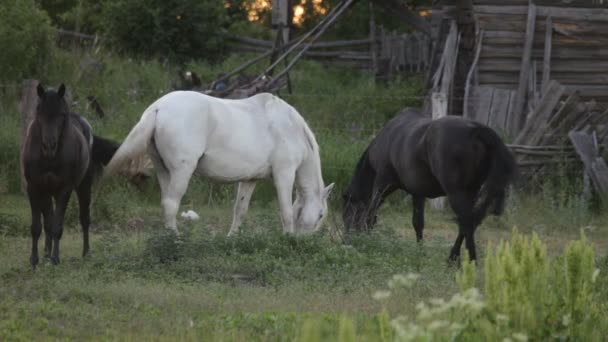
[508,79,608,173]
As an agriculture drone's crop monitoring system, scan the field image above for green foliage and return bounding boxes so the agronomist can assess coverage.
[36,0,103,33]
[101,0,228,63]
[0,0,54,83]
[484,230,605,340]
[363,230,607,341]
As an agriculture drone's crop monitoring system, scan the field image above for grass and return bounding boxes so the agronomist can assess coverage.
[2,189,608,340]
[3,49,608,340]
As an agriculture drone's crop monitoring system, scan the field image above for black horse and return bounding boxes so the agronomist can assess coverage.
[342,109,516,262]
[21,83,119,267]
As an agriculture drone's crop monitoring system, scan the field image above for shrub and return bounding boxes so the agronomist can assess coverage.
[368,230,606,341]
[0,0,54,83]
[101,0,228,63]
[36,0,104,34]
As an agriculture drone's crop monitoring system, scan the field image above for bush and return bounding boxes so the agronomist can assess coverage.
[366,230,607,341]
[36,0,104,34]
[102,0,228,63]
[0,0,54,83]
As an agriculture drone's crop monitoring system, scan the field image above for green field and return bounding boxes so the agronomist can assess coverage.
[2,51,608,340]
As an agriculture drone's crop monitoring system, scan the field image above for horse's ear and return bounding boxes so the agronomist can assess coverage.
[323,183,335,199]
[37,83,45,98]
[57,84,66,98]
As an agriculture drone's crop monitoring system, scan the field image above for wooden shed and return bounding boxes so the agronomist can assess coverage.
[428,0,608,138]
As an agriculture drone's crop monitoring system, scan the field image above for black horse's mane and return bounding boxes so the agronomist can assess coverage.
[344,145,376,203]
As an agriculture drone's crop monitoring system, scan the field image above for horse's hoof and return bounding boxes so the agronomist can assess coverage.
[51,256,60,265]
[30,255,39,268]
[447,256,460,268]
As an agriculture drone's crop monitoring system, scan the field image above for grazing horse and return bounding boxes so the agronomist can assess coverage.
[104,91,334,235]
[22,83,119,267]
[342,109,516,262]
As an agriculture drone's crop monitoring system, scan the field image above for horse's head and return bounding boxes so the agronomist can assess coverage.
[293,183,335,234]
[342,190,377,232]
[36,83,69,158]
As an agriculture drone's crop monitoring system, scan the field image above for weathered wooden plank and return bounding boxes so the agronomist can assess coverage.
[479,72,608,85]
[472,86,494,125]
[541,16,552,93]
[475,5,608,20]
[535,91,580,146]
[464,28,484,119]
[506,88,518,137]
[569,131,608,197]
[488,88,511,132]
[481,45,608,59]
[512,3,537,133]
[514,80,565,145]
[477,59,608,73]
[482,31,605,47]
[549,101,593,146]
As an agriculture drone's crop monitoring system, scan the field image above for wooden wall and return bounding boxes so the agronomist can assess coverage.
[473,1,608,108]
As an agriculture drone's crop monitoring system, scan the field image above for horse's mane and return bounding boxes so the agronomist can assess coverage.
[344,146,375,203]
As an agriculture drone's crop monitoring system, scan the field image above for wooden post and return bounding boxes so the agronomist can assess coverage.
[463,29,483,119]
[430,21,460,211]
[452,0,475,116]
[541,16,553,93]
[512,2,537,134]
[19,79,39,193]
[369,2,378,74]
[272,0,290,45]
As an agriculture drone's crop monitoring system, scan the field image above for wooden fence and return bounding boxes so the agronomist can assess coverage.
[224,28,430,76]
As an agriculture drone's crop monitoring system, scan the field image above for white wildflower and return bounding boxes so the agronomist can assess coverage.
[592,268,600,283]
[562,314,571,327]
[512,332,528,341]
[373,290,391,300]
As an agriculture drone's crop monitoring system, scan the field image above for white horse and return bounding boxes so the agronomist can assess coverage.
[104,91,334,235]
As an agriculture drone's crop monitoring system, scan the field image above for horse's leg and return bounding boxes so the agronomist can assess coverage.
[446,192,476,263]
[149,144,170,197]
[49,190,71,265]
[41,195,54,258]
[76,171,94,258]
[412,195,425,242]
[27,189,43,268]
[162,161,197,235]
[366,177,396,230]
[273,168,296,234]
[228,181,257,236]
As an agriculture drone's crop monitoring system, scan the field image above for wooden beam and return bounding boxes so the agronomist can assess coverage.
[272,0,290,44]
[463,29,483,119]
[369,2,378,75]
[513,79,564,145]
[267,0,357,88]
[475,5,608,21]
[512,2,537,133]
[541,16,552,93]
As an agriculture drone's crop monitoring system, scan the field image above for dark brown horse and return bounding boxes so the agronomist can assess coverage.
[21,83,119,267]
[342,109,517,262]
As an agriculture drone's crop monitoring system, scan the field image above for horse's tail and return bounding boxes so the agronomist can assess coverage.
[473,126,517,224]
[92,135,120,166]
[90,135,120,177]
[103,107,158,178]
